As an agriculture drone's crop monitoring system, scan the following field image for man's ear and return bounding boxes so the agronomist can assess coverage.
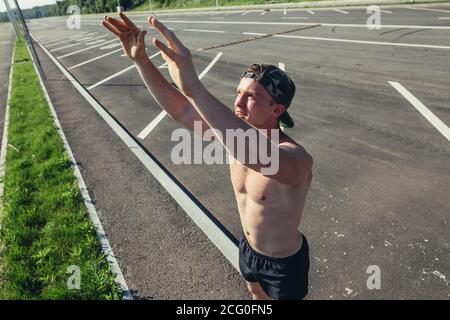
[272,103,286,118]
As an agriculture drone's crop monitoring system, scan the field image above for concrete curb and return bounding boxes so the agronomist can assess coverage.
[0,41,15,227]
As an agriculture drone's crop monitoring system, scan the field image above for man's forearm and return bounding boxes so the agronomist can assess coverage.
[187,84,275,168]
[135,57,191,120]
[188,83,254,134]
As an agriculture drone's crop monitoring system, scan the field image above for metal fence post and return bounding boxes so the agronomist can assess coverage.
[12,0,46,81]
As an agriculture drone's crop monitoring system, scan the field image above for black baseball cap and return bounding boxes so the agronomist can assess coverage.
[241,63,296,128]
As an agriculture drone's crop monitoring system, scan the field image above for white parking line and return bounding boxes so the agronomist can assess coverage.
[278,62,285,71]
[333,9,349,14]
[83,34,110,42]
[281,17,309,19]
[157,19,450,30]
[57,39,117,59]
[137,52,223,140]
[439,17,450,19]
[407,6,450,13]
[284,9,287,15]
[274,34,450,50]
[261,11,267,16]
[379,10,392,14]
[307,10,315,15]
[136,110,168,139]
[68,48,123,70]
[389,81,450,142]
[100,42,122,50]
[50,35,106,52]
[184,29,226,33]
[197,52,223,79]
[242,32,267,36]
[241,11,250,16]
[158,62,168,69]
[87,51,162,90]
[42,32,90,44]
[50,42,84,52]
[46,33,96,47]
[85,39,108,46]
[225,12,237,16]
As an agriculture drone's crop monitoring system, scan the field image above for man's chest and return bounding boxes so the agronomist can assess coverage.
[229,163,289,204]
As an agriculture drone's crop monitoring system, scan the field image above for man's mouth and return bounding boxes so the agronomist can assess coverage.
[236,111,247,118]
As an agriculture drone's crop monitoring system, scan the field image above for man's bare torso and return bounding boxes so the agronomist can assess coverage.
[230,133,313,258]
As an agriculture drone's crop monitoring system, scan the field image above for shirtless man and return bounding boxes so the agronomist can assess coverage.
[102,12,313,300]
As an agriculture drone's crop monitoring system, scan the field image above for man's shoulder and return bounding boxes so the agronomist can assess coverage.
[279,139,314,169]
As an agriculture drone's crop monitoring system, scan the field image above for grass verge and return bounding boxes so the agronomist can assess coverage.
[0,39,122,299]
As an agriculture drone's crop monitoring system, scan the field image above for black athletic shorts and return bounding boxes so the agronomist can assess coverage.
[238,233,310,300]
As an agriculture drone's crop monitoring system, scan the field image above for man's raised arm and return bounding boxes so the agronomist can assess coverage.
[147,17,312,184]
[102,13,208,133]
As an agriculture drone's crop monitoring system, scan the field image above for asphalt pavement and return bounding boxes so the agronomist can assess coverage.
[24,4,450,299]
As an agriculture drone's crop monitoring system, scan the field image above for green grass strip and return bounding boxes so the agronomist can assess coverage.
[0,39,122,299]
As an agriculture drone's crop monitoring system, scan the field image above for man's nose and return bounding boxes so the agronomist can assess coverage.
[235,95,246,109]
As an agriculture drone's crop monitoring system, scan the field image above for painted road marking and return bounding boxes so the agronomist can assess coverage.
[154,19,450,30]
[407,6,450,13]
[439,17,450,19]
[242,32,267,36]
[85,39,107,46]
[284,9,287,15]
[158,62,168,69]
[389,81,450,142]
[51,35,104,49]
[184,29,226,33]
[333,9,349,14]
[137,52,223,140]
[273,34,450,50]
[57,39,117,59]
[282,17,309,19]
[42,32,91,44]
[87,51,162,90]
[241,11,250,16]
[67,48,123,70]
[261,11,267,16]
[50,42,84,52]
[307,10,315,15]
[46,32,96,47]
[278,62,285,71]
[100,42,122,50]
[49,34,103,51]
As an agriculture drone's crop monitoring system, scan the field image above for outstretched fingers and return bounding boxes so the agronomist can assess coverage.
[152,37,176,61]
[148,16,185,51]
[105,15,130,33]
[119,12,141,34]
[102,19,121,36]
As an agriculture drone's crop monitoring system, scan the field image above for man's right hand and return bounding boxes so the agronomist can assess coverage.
[102,12,148,64]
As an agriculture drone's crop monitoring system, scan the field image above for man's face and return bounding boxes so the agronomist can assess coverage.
[234,78,281,128]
